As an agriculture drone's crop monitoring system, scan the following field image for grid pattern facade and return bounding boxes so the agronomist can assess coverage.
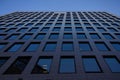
[0,12,120,80]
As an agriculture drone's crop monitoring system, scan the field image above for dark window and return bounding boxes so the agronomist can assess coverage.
[74,23,81,27]
[18,28,28,32]
[25,23,34,27]
[0,28,5,33]
[83,57,101,72]
[111,42,120,51]
[41,27,50,32]
[103,33,114,39]
[43,42,57,51]
[45,23,52,26]
[93,23,101,26]
[97,27,106,32]
[29,27,38,32]
[79,42,92,51]
[49,33,59,39]
[62,42,74,51]
[52,27,60,31]
[75,27,83,31]
[90,33,100,39]
[0,57,9,68]
[4,57,31,74]
[64,27,72,31]
[77,33,87,39]
[65,23,71,26]
[55,23,62,26]
[95,42,110,51]
[7,34,19,40]
[84,23,91,26]
[7,43,23,52]
[34,33,46,40]
[25,43,40,52]
[59,57,75,73]
[104,57,120,72]
[102,23,110,26]
[20,34,32,40]
[32,57,52,74]
[86,27,95,31]
[115,34,120,39]
[108,28,117,32]
[6,28,16,33]
[0,34,6,40]
[63,33,73,39]
[0,43,7,50]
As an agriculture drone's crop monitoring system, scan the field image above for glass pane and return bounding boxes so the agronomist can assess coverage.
[62,42,74,51]
[8,34,19,40]
[90,33,100,39]
[35,33,45,40]
[44,43,56,51]
[79,42,91,51]
[77,33,86,39]
[96,42,109,51]
[0,43,6,50]
[49,33,59,39]
[41,27,49,32]
[83,57,101,72]
[63,33,72,39]
[75,27,83,31]
[103,34,114,39]
[111,43,120,51]
[21,34,32,40]
[64,27,72,31]
[52,27,60,31]
[60,57,75,73]
[0,57,9,68]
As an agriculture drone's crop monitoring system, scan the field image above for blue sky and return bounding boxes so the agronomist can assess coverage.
[0,0,120,16]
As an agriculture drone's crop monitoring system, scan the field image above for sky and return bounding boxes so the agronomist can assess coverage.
[0,0,120,16]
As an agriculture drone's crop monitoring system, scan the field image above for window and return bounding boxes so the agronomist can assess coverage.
[35,23,43,27]
[95,42,110,51]
[0,28,5,33]
[108,28,117,32]
[52,27,60,31]
[84,23,91,26]
[49,33,59,39]
[64,27,72,31]
[115,34,120,39]
[63,33,73,39]
[43,42,57,51]
[102,23,110,26]
[103,33,114,39]
[83,57,101,72]
[32,57,52,74]
[65,23,71,26]
[6,28,16,33]
[0,57,9,68]
[59,57,75,73]
[75,27,83,31]
[20,34,32,40]
[29,27,38,32]
[77,33,87,39]
[111,42,120,51]
[34,33,46,40]
[104,57,120,72]
[79,42,92,51]
[41,27,50,32]
[4,57,31,74]
[25,42,40,52]
[6,43,23,52]
[90,33,100,39]
[0,43,7,50]
[0,34,6,40]
[62,42,74,51]
[18,28,28,32]
[86,27,95,31]
[74,23,81,27]
[55,23,62,26]
[97,27,106,32]
[93,23,101,26]
[45,23,52,26]
[25,23,34,27]
[7,34,19,40]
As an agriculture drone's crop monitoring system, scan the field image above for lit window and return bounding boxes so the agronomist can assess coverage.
[83,57,101,72]
[25,43,40,52]
[63,33,73,39]
[32,57,52,74]
[4,57,31,74]
[104,57,120,72]
[43,42,57,51]
[79,42,92,51]
[95,42,110,51]
[59,57,75,73]
[62,42,74,51]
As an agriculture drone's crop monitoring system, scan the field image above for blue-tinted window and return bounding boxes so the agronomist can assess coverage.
[25,23,34,27]
[21,34,32,40]
[7,43,23,52]
[35,23,43,27]
[93,23,101,26]
[77,33,86,39]
[65,23,71,26]
[55,23,62,26]
[41,27,49,32]
[111,42,120,51]
[90,33,100,39]
[0,34,6,40]
[63,33,73,39]
[7,34,19,40]
[35,33,46,40]
[102,23,110,26]
[32,57,52,74]
[0,43,7,50]
[44,42,57,51]
[29,27,38,32]
[0,57,9,68]
[18,28,28,32]
[97,27,106,32]
[95,42,109,51]
[0,28,5,33]
[4,57,31,74]
[59,57,75,73]
[45,23,52,26]
[115,34,120,39]
[83,57,101,72]
[75,27,83,31]
[84,23,91,26]
[108,28,117,32]
[62,42,74,51]
[104,57,120,72]
[49,33,59,39]
[6,28,16,33]
[74,23,81,27]
[52,27,60,31]
[64,27,72,31]
[79,42,92,51]
[25,43,40,52]
[103,33,114,39]
[86,27,95,31]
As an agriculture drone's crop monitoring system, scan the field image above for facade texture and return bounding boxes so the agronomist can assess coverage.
[0,11,120,80]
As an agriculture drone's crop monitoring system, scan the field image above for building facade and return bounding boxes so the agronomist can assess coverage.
[0,11,120,80]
